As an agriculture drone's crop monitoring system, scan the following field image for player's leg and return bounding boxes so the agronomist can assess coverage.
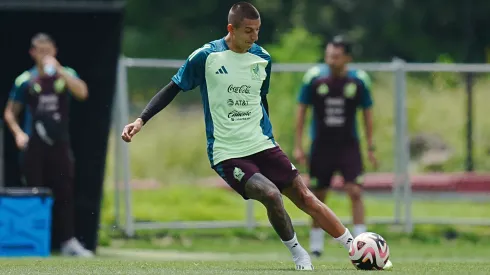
[22,135,44,187]
[308,178,330,257]
[307,144,336,256]
[282,176,354,252]
[258,146,350,245]
[48,143,93,257]
[245,174,313,270]
[244,173,294,241]
[340,143,366,237]
[215,155,313,270]
[337,145,395,269]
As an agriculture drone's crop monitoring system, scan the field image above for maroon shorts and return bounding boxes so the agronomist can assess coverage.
[309,141,363,189]
[213,146,299,199]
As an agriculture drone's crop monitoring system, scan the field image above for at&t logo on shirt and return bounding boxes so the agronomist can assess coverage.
[227,99,249,107]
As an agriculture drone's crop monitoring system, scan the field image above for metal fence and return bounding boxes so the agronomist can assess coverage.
[112,57,490,237]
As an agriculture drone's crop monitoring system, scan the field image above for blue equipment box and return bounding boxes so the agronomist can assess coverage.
[0,187,53,257]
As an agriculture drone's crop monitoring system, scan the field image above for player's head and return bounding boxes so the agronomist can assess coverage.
[29,33,57,65]
[227,2,261,52]
[325,35,352,72]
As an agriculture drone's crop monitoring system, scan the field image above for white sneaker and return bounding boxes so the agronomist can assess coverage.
[383,259,393,270]
[294,251,314,271]
[61,238,94,258]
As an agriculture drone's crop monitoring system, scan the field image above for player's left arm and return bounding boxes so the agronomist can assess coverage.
[58,66,88,101]
[358,71,375,151]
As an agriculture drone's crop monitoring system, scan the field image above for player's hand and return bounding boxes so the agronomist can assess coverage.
[293,147,307,166]
[15,132,29,150]
[121,118,144,142]
[368,151,378,170]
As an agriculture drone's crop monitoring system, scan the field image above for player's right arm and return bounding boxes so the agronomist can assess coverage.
[293,66,318,165]
[4,72,29,150]
[121,44,208,143]
[356,70,377,169]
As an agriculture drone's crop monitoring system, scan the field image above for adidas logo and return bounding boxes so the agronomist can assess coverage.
[215,65,228,74]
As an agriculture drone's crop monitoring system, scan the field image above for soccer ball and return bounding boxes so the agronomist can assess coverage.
[348,232,390,270]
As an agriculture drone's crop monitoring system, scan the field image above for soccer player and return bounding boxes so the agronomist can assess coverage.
[294,36,379,257]
[4,33,93,257]
[122,2,392,271]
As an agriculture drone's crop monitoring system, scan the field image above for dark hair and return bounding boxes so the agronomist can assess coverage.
[329,35,352,55]
[31,33,56,48]
[228,2,260,28]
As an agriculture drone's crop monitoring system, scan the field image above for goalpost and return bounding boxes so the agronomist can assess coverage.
[112,57,490,237]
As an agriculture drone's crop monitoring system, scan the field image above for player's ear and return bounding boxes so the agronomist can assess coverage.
[227,23,234,33]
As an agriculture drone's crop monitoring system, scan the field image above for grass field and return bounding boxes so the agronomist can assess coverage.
[2,242,490,274]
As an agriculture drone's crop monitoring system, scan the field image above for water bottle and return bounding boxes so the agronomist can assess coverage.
[44,63,56,76]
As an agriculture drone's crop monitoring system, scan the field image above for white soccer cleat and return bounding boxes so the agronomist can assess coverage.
[383,259,393,270]
[61,237,94,258]
[294,252,314,271]
[295,263,314,271]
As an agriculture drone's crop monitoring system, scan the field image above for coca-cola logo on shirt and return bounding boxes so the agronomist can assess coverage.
[227,84,251,94]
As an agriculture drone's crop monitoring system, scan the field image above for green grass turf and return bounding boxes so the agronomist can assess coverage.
[1,242,489,274]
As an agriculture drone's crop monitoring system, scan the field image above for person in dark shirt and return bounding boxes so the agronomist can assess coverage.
[3,33,92,257]
[294,36,380,258]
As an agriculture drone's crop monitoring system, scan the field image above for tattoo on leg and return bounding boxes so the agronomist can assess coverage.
[245,173,294,241]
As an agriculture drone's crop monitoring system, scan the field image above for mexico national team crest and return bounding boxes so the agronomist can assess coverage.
[250,63,260,80]
[344,83,357,98]
[317,83,329,95]
[233,167,245,181]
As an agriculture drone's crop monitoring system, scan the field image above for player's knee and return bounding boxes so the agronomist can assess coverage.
[297,187,319,210]
[262,188,283,205]
[304,193,319,210]
[345,183,363,201]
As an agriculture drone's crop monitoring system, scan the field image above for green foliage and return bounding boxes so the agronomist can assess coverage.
[122,0,490,63]
[431,54,461,90]
[265,27,323,63]
[262,27,323,160]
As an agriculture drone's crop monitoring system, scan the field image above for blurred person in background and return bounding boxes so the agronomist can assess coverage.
[294,36,377,257]
[3,33,92,257]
